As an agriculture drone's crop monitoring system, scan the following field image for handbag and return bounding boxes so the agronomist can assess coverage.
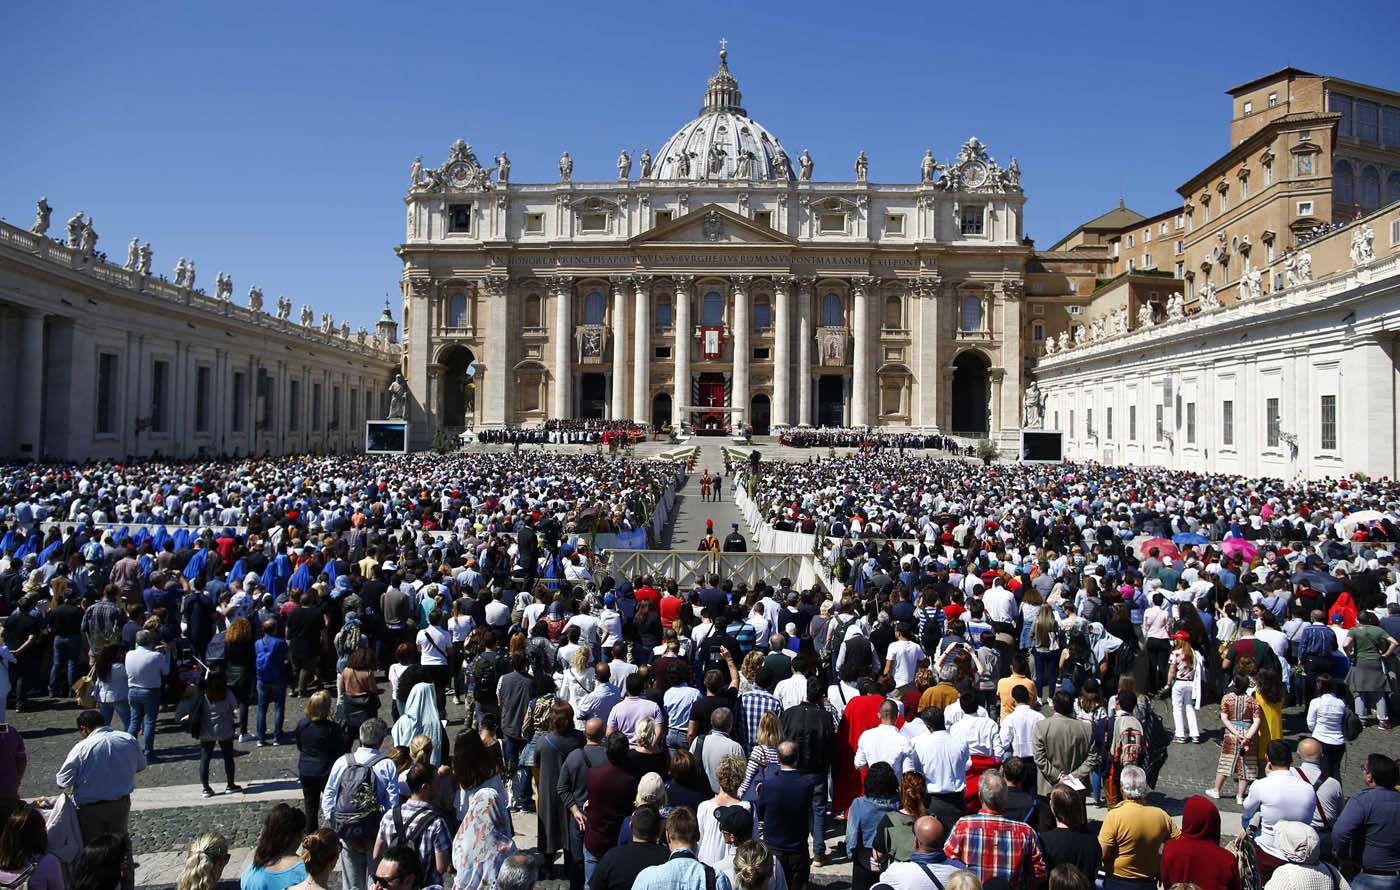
[1228,830,1260,890]
[1344,706,1364,742]
[518,733,540,768]
[72,665,97,710]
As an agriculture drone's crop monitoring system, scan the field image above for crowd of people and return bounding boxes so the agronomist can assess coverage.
[774,429,970,454]
[2,451,1400,890]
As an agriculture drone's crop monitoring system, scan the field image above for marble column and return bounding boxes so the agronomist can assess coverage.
[915,277,942,427]
[999,280,1024,440]
[552,277,573,418]
[772,277,791,427]
[610,276,630,420]
[731,275,751,427]
[851,277,872,426]
[797,278,813,426]
[16,311,45,456]
[673,276,693,428]
[632,276,651,423]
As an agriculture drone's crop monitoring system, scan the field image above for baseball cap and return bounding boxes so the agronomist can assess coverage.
[715,805,753,841]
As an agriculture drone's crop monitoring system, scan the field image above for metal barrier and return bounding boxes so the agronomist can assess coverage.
[601,550,823,590]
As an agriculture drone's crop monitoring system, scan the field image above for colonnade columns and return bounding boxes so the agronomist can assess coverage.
[915,276,942,428]
[851,277,873,427]
[551,275,573,419]
[772,277,791,427]
[632,276,652,423]
[998,280,1024,440]
[990,368,1006,433]
[732,275,751,426]
[16,311,45,456]
[610,276,630,420]
[796,278,813,426]
[673,276,693,428]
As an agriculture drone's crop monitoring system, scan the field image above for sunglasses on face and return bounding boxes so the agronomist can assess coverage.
[372,874,404,889]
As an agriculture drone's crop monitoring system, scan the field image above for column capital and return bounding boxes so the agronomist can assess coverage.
[484,275,509,297]
[851,276,877,296]
[404,276,433,299]
[773,275,795,295]
[547,275,574,295]
[794,275,817,295]
[1001,278,1025,301]
[730,274,754,292]
[609,274,633,292]
[674,274,696,294]
[633,274,654,294]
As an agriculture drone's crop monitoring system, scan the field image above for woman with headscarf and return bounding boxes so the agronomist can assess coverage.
[392,682,444,766]
[1160,794,1241,890]
[451,785,516,890]
[1263,821,1348,890]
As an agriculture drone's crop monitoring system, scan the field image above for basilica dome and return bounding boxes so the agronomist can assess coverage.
[649,51,795,182]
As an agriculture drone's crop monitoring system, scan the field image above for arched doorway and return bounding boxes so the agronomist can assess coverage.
[578,373,606,419]
[750,394,771,436]
[439,346,476,428]
[651,392,672,430]
[951,352,989,433]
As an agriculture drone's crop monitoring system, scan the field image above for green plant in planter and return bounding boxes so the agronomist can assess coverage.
[976,438,999,465]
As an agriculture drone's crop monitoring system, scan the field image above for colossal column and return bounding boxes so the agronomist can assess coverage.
[632,276,652,423]
[772,276,791,427]
[796,278,813,426]
[610,276,630,420]
[673,276,693,428]
[731,275,751,428]
[482,276,510,425]
[551,276,573,418]
[851,277,873,426]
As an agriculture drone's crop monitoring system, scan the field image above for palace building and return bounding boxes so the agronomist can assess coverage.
[397,50,1030,447]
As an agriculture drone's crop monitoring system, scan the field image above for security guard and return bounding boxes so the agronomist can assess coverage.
[722,522,747,553]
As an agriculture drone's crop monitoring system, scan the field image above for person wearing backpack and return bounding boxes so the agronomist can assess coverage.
[1105,690,1146,808]
[255,620,291,746]
[321,718,399,890]
[372,763,451,889]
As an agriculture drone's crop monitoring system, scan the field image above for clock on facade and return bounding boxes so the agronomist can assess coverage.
[961,162,988,188]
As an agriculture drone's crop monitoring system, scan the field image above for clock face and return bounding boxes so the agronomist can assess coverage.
[961,162,988,188]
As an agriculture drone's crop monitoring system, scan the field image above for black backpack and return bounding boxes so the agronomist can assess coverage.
[1139,705,1171,787]
[329,754,387,849]
[472,652,504,705]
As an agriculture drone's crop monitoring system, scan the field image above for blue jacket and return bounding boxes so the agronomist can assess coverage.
[757,769,813,853]
[255,635,288,685]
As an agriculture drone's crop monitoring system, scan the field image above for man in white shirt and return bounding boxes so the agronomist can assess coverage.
[596,594,624,650]
[773,660,810,711]
[565,603,602,655]
[909,708,969,803]
[948,690,1008,763]
[1241,740,1320,879]
[882,622,928,690]
[1294,737,1345,849]
[982,581,1018,631]
[943,693,988,728]
[854,700,913,778]
[1000,685,1045,760]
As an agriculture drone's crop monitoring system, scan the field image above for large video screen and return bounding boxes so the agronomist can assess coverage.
[366,421,408,454]
[1021,431,1064,462]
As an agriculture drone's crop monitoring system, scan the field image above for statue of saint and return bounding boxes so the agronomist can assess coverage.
[1297,251,1313,282]
[410,155,423,187]
[676,150,691,179]
[1006,157,1021,188]
[734,150,753,179]
[1022,380,1043,428]
[248,285,264,312]
[79,219,97,257]
[1166,293,1185,320]
[1199,281,1220,310]
[1137,303,1155,328]
[301,305,314,326]
[495,152,510,182]
[174,258,188,287]
[617,150,631,180]
[388,373,408,419]
[340,321,350,339]
[799,150,814,181]
[559,151,573,182]
[138,242,152,275]
[1044,335,1057,354]
[125,237,140,271]
[66,211,84,248]
[920,150,936,183]
[855,151,868,183]
[31,197,52,236]
[707,142,727,177]
[774,148,791,180]
[639,149,653,178]
[185,260,196,290]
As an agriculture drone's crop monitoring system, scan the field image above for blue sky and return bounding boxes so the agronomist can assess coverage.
[4,1,1397,327]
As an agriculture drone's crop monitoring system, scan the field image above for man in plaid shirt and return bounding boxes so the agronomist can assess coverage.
[943,769,1047,886]
[736,665,781,748]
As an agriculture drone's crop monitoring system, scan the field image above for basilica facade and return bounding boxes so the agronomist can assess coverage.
[397,51,1029,447]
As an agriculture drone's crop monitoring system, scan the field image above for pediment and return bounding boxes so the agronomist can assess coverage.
[630,204,796,246]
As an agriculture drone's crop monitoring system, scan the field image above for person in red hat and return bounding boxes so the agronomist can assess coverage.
[1167,630,1202,743]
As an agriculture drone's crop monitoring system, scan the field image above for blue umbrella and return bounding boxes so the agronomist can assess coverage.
[1172,532,1210,547]
[1291,570,1343,594]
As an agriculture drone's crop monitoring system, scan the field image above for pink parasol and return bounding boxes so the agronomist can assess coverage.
[1220,537,1259,561]
[1139,537,1180,560]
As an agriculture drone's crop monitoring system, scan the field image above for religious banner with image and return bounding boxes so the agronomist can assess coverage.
[816,327,847,366]
[700,325,724,360]
[580,325,605,362]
